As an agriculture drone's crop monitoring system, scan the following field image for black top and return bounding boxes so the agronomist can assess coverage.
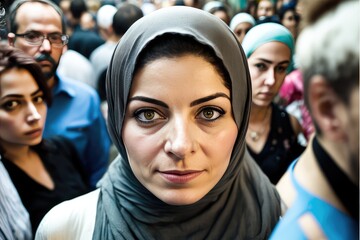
[68,27,105,59]
[248,103,305,184]
[2,136,90,235]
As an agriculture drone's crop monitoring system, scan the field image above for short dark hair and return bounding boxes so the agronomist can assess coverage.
[8,0,66,34]
[112,3,143,37]
[69,0,87,20]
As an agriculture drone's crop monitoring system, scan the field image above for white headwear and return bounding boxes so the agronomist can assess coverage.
[97,5,117,29]
[202,1,224,12]
[230,12,256,31]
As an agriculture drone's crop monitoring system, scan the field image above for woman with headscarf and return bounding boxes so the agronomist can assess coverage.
[35,7,281,239]
[230,12,256,43]
[242,23,305,184]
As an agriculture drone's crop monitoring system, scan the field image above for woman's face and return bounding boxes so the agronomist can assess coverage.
[247,42,290,107]
[0,68,47,148]
[282,10,297,29]
[234,22,253,43]
[282,10,298,38]
[122,54,238,205]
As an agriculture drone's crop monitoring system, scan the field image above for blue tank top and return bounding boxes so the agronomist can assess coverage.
[270,160,358,240]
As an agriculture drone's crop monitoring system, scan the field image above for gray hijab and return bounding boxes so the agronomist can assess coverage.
[93,6,280,239]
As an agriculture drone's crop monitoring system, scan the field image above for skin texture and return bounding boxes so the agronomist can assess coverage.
[8,2,65,88]
[0,68,46,150]
[122,55,238,205]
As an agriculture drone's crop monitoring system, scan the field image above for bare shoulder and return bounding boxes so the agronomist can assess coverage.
[35,189,100,240]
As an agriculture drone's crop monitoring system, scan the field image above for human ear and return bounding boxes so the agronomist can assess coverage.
[307,75,345,141]
[62,44,68,54]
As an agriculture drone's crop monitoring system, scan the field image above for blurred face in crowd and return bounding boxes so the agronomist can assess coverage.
[0,68,47,149]
[334,85,359,173]
[122,54,238,206]
[247,42,291,107]
[281,10,298,38]
[213,10,230,25]
[257,0,274,18]
[234,22,253,43]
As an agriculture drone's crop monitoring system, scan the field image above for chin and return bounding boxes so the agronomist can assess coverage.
[156,189,206,206]
[28,138,43,146]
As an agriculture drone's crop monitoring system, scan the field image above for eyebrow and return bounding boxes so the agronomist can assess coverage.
[190,92,231,106]
[256,58,290,65]
[128,92,231,108]
[1,89,42,99]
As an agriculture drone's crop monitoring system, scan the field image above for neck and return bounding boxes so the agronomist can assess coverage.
[249,103,271,122]
[2,143,32,163]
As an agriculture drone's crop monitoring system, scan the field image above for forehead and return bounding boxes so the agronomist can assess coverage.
[0,68,38,96]
[15,2,62,32]
[235,22,253,30]
[250,42,291,60]
[258,0,273,7]
[131,55,228,96]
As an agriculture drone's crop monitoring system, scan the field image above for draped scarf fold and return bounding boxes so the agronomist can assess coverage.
[93,6,281,239]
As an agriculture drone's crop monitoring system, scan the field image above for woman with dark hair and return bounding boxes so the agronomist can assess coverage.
[242,23,305,184]
[35,7,280,239]
[0,44,90,233]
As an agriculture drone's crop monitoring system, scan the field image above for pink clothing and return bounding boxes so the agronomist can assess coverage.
[279,69,314,140]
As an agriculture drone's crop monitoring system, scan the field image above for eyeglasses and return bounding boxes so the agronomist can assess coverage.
[15,31,69,48]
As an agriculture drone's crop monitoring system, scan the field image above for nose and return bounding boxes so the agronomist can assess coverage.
[164,117,198,160]
[264,68,276,86]
[26,103,41,123]
[40,38,52,52]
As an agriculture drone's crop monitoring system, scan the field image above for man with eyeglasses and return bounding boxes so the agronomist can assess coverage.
[7,0,111,189]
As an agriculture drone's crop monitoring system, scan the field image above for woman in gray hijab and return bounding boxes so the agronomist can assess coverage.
[35,6,280,239]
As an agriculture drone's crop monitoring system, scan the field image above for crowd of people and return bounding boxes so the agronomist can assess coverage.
[0,0,358,239]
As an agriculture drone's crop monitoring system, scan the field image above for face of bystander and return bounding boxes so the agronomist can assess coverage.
[8,2,66,88]
[247,42,291,107]
[0,68,47,149]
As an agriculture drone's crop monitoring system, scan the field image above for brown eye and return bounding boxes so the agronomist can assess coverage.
[203,109,214,119]
[144,111,155,120]
[134,108,165,124]
[197,107,224,121]
[2,100,19,111]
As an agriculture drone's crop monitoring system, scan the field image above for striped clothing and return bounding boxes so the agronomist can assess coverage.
[0,157,32,240]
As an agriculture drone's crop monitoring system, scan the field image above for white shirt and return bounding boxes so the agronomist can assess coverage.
[35,189,100,240]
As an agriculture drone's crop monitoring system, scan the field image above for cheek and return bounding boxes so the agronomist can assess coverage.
[122,122,160,170]
[211,123,238,170]
[14,43,38,57]
[39,105,47,125]
[274,74,286,88]
[51,49,63,61]
[0,114,21,140]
